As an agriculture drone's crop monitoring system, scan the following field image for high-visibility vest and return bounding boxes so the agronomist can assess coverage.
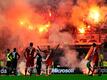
[7,52,12,61]
[0,60,1,66]
[99,54,104,60]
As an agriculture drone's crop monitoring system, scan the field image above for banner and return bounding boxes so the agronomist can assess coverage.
[52,68,75,74]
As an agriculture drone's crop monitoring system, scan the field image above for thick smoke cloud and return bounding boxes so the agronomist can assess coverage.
[0,0,107,69]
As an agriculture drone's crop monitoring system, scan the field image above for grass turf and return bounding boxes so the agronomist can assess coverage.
[0,74,106,80]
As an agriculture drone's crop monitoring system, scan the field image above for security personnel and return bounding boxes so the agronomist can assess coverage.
[10,48,20,75]
[6,49,12,75]
[99,53,104,67]
[0,60,1,75]
[98,45,104,76]
[99,44,104,67]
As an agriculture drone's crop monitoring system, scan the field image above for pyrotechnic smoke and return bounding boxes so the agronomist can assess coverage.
[0,0,107,74]
[79,59,89,74]
[60,46,80,68]
[0,0,107,48]
[18,61,30,75]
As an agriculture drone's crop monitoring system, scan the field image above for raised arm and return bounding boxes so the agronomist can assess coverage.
[37,46,42,52]
[34,49,38,58]
[17,52,20,60]
[45,54,50,61]
[55,44,60,51]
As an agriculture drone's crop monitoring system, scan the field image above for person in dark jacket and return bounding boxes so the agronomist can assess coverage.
[36,50,42,76]
[10,48,20,75]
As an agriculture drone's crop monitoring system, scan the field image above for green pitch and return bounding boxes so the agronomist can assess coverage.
[0,74,107,80]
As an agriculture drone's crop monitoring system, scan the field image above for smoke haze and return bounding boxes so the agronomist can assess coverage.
[0,0,107,72]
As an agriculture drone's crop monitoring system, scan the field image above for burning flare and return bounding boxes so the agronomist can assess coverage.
[38,22,51,33]
[79,27,85,34]
[88,6,101,23]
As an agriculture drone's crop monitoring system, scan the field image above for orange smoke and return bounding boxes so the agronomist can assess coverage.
[18,16,34,31]
[18,16,51,33]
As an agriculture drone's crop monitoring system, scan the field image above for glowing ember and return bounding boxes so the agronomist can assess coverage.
[87,25,91,29]
[19,19,27,26]
[88,6,101,23]
[19,20,24,25]
[28,25,34,30]
[79,27,85,34]
[49,11,52,17]
[19,19,27,27]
